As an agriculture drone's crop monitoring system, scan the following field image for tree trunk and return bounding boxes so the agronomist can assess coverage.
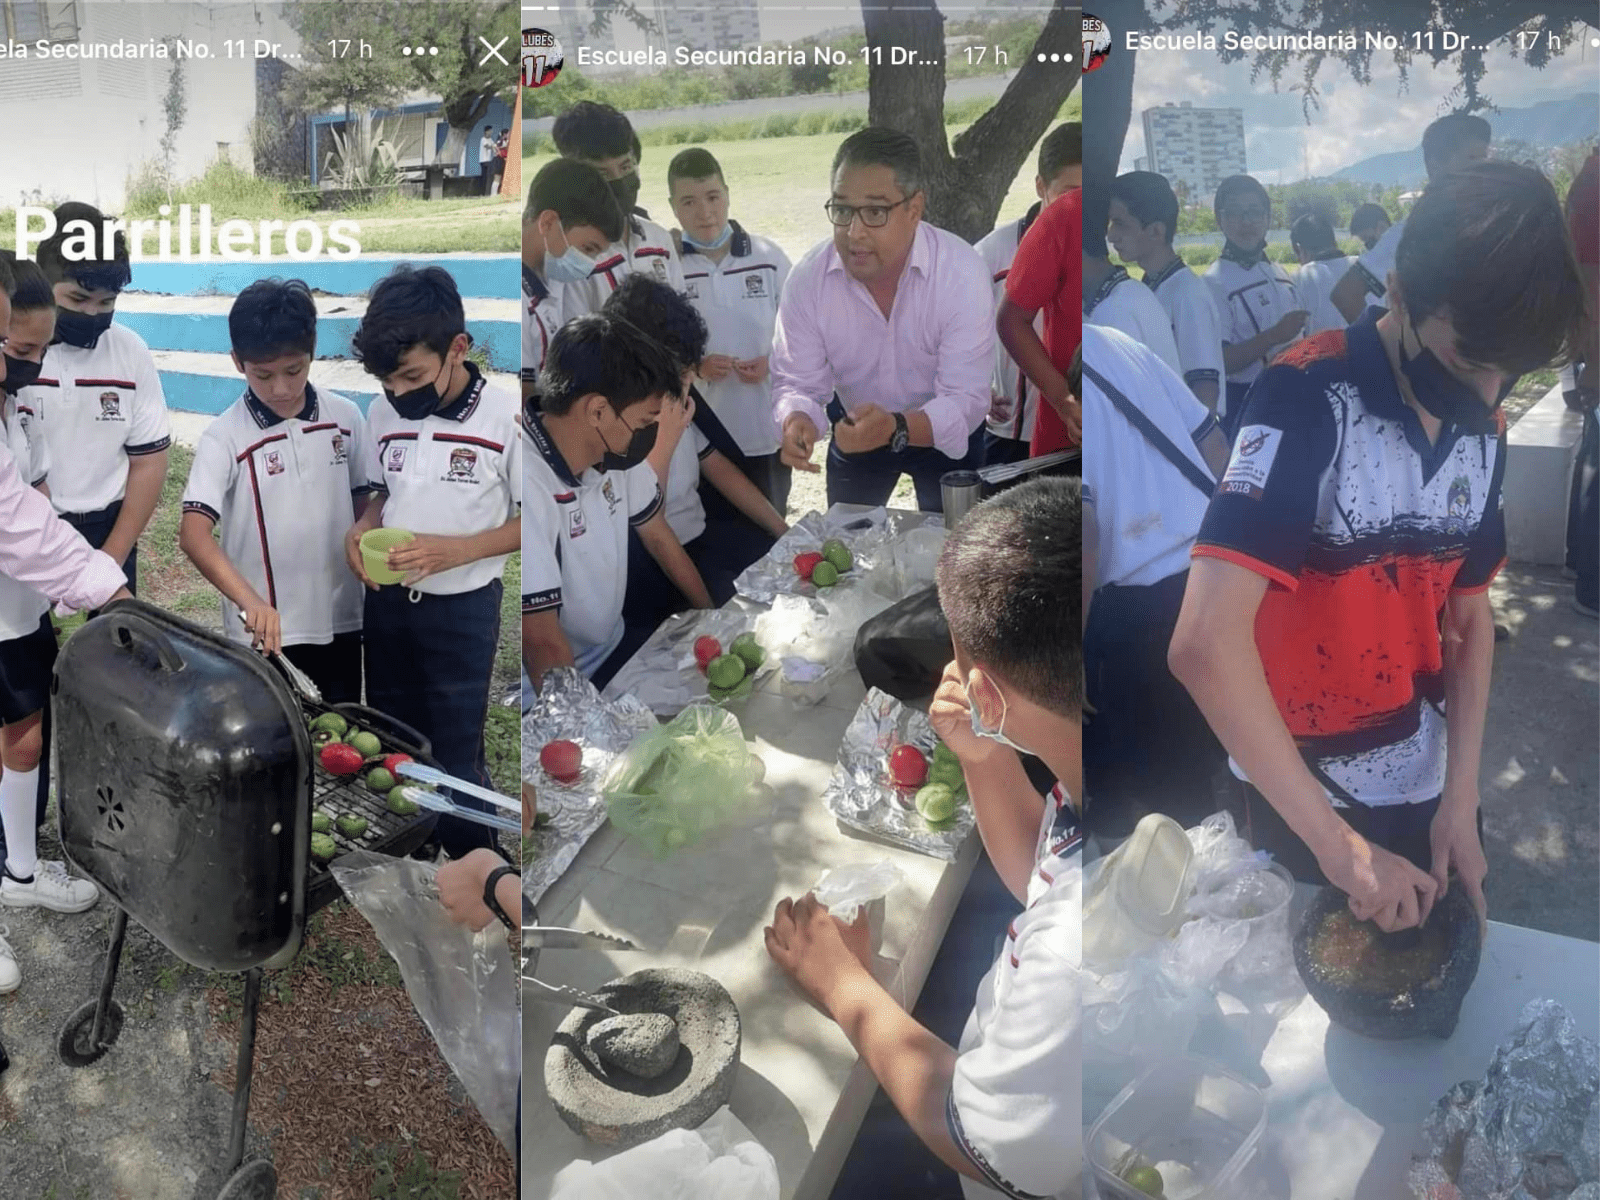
[863,0,1077,243]
[1082,0,1142,255]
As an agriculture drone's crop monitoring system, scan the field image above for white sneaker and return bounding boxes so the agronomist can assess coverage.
[0,925,19,993]
[1,860,100,913]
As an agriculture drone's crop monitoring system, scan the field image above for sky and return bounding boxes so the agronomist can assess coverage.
[1118,24,1600,181]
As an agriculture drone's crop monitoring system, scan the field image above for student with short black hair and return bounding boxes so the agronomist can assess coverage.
[1108,169,1224,409]
[768,477,1083,1200]
[0,258,138,991]
[551,101,686,317]
[347,265,521,858]
[1289,212,1357,336]
[602,275,788,631]
[1349,202,1391,252]
[521,315,712,694]
[521,159,626,399]
[1083,181,1182,378]
[1332,113,1492,323]
[26,201,171,596]
[1201,176,1306,434]
[666,146,796,511]
[480,124,501,195]
[978,123,1082,464]
[180,279,375,703]
[1172,161,1587,934]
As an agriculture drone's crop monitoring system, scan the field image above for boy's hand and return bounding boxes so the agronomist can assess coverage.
[733,355,768,385]
[389,534,465,586]
[344,527,380,591]
[1271,309,1310,344]
[928,661,1002,768]
[240,600,282,655]
[437,848,509,931]
[764,893,873,1013]
[1430,797,1489,939]
[780,414,822,473]
[699,354,735,382]
[659,390,696,443]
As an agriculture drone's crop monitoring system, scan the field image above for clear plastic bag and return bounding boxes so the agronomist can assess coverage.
[812,860,905,924]
[551,1106,779,1200]
[602,704,768,856]
[330,850,520,1152]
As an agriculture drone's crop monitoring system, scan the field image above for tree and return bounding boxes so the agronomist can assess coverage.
[571,0,1077,242]
[287,1,516,168]
[1092,1,1595,208]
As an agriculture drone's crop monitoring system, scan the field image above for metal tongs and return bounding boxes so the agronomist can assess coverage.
[393,762,523,834]
[238,609,325,704]
[523,897,640,1016]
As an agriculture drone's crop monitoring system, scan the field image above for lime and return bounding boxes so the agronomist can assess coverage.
[707,653,748,689]
[915,782,956,823]
[1122,1165,1164,1197]
[928,760,965,791]
[365,767,395,793]
[822,538,853,572]
[730,632,765,670]
[311,811,332,834]
[349,730,382,758]
[811,560,839,587]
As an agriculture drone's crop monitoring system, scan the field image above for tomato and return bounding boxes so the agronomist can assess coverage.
[889,744,928,789]
[693,636,723,674]
[793,551,825,580]
[541,739,583,782]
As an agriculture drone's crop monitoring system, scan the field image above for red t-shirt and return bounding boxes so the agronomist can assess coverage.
[1004,187,1082,454]
[1568,149,1598,268]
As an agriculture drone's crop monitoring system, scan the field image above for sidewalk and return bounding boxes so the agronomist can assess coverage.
[1482,563,1599,941]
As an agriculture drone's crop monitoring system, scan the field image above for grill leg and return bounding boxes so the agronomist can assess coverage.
[90,907,129,1046]
[226,967,264,1174]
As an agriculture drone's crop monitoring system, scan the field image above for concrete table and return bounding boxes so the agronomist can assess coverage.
[523,512,979,1199]
[1085,885,1600,1198]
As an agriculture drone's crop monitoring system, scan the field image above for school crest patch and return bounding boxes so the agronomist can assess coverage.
[601,476,620,514]
[568,507,586,539]
[386,443,408,473]
[1447,474,1473,526]
[99,391,122,419]
[331,433,347,464]
[743,272,768,299]
[446,446,479,483]
[265,450,285,476]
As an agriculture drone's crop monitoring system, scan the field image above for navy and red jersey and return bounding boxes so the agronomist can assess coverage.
[1194,308,1507,806]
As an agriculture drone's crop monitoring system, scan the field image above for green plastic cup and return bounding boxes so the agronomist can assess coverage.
[360,528,416,585]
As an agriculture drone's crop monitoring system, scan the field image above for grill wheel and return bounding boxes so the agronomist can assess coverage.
[56,999,125,1067]
[216,1158,278,1200]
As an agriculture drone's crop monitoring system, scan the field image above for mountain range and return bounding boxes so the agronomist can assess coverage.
[1330,94,1598,185]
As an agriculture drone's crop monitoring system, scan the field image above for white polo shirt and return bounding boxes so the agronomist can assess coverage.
[0,394,52,640]
[521,412,663,677]
[559,214,687,322]
[182,386,373,647]
[1353,218,1404,303]
[365,364,522,596]
[1295,254,1357,336]
[951,782,1082,1200]
[1084,266,1182,378]
[1143,257,1225,399]
[1082,323,1216,590]
[662,424,712,545]
[25,322,171,515]
[679,222,791,457]
[522,265,564,384]
[977,207,1045,445]
[1202,254,1302,388]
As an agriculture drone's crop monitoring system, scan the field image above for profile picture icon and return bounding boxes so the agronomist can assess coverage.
[1083,14,1112,74]
[522,27,564,89]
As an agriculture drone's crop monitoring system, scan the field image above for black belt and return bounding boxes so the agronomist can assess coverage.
[59,500,123,524]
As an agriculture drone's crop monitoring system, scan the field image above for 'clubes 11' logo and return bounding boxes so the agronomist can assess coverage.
[523,28,564,88]
[1083,14,1112,74]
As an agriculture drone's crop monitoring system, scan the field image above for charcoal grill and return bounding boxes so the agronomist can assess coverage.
[49,600,439,1200]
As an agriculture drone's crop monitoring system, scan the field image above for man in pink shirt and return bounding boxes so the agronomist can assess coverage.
[771,128,993,512]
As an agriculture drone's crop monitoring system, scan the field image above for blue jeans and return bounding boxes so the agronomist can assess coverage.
[826,426,985,514]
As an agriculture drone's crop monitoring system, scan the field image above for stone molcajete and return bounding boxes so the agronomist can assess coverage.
[1293,883,1482,1040]
[545,967,741,1148]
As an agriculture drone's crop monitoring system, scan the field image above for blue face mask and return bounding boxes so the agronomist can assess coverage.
[969,670,1029,754]
[544,241,598,285]
[682,223,733,251]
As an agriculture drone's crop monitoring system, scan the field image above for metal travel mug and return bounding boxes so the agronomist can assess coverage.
[940,470,983,526]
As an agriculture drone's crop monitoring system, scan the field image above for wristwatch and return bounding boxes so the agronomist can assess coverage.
[889,411,910,453]
[484,864,517,932]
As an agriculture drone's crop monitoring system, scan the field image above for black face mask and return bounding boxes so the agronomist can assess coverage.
[608,172,641,216]
[1398,321,1516,437]
[3,354,42,395]
[54,307,114,350]
[385,358,451,421]
[598,409,659,472]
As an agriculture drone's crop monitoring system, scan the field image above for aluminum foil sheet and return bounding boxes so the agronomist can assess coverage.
[521,667,657,904]
[733,505,898,604]
[1408,998,1599,1199]
[821,687,973,860]
[599,606,774,716]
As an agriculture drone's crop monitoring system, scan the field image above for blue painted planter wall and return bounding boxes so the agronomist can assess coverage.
[127,255,517,300]
[161,371,384,416]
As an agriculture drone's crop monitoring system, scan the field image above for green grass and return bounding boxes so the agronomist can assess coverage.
[214,905,405,1019]
[362,1141,465,1199]
[523,114,1066,268]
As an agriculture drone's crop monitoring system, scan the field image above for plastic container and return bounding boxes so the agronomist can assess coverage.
[1086,1056,1267,1200]
[1083,813,1197,972]
[1220,863,1296,981]
[360,527,416,585]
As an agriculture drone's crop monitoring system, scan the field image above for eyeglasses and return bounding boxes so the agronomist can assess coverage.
[823,194,918,228]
